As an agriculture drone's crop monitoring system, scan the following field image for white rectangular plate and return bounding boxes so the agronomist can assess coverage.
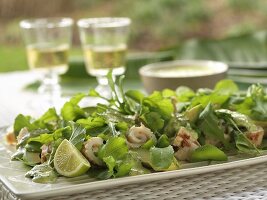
[1,127,267,199]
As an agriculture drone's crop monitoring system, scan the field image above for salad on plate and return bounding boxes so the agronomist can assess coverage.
[5,72,267,183]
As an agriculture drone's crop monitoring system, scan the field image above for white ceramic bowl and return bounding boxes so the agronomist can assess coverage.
[139,60,228,93]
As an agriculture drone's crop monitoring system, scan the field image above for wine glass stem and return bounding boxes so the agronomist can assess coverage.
[96,76,112,98]
[38,69,61,106]
[97,76,109,86]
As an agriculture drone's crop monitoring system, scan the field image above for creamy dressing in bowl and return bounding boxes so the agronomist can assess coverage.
[140,60,228,78]
[149,66,216,77]
[139,60,229,93]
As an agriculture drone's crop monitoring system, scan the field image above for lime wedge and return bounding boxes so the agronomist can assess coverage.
[54,139,90,177]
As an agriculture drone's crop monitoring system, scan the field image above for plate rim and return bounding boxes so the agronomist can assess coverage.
[1,127,267,198]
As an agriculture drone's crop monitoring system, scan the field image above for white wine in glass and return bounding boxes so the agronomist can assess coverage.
[78,18,131,97]
[83,44,127,77]
[26,44,69,74]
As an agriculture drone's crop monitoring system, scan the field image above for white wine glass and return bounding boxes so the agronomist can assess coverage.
[20,18,73,107]
[77,17,131,98]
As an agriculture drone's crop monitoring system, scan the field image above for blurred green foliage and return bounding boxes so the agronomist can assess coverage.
[2,0,267,71]
[228,0,259,10]
[0,46,26,71]
[0,47,82,72]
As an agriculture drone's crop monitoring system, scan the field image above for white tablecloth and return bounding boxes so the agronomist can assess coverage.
[0,71,141,126]
[0,71,46,126]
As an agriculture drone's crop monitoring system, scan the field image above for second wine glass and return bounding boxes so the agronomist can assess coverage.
[77,17,131,97]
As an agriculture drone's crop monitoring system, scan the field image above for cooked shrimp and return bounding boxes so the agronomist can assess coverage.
[40,144,52,163]
[126,123,156,149]
[5,131,16,145]
[82,137,104,166]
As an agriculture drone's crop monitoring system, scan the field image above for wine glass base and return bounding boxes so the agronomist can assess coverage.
[38,84,61,103]
[27,94,67,114]
[95,84,112,99]
[79,96,107,108]
[37,68,63,108]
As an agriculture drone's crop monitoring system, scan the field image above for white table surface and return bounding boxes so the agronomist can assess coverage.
[0,70,142,126]
[0,71,45,126]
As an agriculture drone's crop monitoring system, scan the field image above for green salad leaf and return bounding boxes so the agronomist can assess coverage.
[61,93,86,121]
[98,137,128,160]
[197,103,229,147]
[176,86,195,102]
[33,108,59,130]
[215,109,260,154]
[191,80,237,108]
[27,127,69,145]
[150,146,174,170]
[144,91,174,120]
[98,156,116,179]
[135,146,178,171]
[25,141,43,152]
[125,90,145,103]
[235,133,260,155]
[13,114,37,136]
[247,84,267,121]
[141,112,164,132]
[17,129,49,147]
[214,79,239,95]
[115,160,133,178]
[157,134,170,148]
[97,137,132,179]
[77,117,108,136]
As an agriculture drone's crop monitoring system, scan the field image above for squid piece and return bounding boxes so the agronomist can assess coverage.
[126,123,156,149]
[82,137,104,166]
[172,127,200,161]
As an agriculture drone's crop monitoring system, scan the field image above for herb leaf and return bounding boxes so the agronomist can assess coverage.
[68,122,86,151]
